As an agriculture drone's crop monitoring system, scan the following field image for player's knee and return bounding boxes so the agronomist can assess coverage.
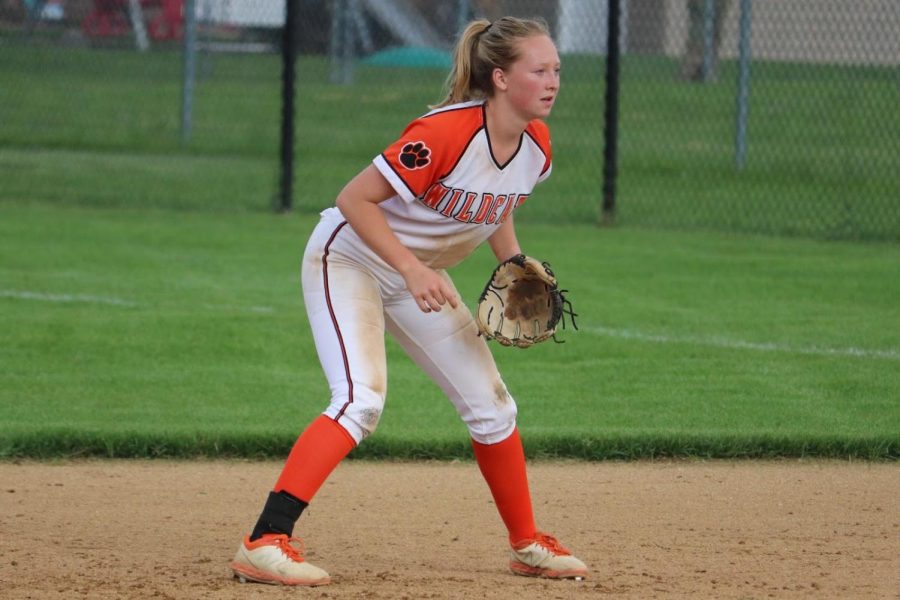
[467,399,518,445]
[325,385,385,444]
[354,405,383,437]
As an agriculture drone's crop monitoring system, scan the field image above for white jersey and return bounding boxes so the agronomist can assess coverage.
[323,100,552,270]
[303,100,551,445]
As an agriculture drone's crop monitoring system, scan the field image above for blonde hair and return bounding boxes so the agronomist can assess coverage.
[432,16,551,109]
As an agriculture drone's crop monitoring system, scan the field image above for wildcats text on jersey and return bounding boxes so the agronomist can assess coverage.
[421,182,529,225]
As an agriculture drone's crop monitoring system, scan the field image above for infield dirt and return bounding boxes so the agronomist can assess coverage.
[1,460,897,599]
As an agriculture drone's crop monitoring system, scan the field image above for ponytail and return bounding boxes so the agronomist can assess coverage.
[432,16,551,109]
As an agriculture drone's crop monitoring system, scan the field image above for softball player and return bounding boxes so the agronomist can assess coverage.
[231,16,588,586]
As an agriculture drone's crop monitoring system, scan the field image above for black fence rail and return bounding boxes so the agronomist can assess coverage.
[1,0,897,240]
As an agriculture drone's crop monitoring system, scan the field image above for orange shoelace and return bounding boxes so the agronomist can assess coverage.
[260,534,307,563]
[533,532,572,556]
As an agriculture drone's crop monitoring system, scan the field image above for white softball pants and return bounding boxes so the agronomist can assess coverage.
[301,215,517,446]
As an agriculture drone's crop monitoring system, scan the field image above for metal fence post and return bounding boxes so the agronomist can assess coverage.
[180,0,197,146]
[329,0,355,85]
[279,0,300,212]
[701,0,715,82]
[126,0,150,52]
[457,0,470,33]
[735,0,752,170]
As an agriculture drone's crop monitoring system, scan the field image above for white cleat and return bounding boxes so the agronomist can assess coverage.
[509,532,589,580]
[230,534,331,586]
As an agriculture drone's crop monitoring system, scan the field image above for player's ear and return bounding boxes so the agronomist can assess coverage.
[492,67,508,92]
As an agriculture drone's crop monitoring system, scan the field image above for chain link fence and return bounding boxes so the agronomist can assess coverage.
[1,1,897,240]
[621,0,899,240]
[1,0,286,211]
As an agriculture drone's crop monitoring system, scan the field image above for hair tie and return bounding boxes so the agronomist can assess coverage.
[483,21,493,35]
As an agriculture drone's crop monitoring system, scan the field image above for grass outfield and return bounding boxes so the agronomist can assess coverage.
[1,47,897,239]
[1,201,898,459]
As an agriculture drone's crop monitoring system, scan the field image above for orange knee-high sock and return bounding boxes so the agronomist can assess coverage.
[274,415,357,502]
[472,428,537,545]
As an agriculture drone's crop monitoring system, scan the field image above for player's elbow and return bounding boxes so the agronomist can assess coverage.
[335,181,372,217]
[336,165,395,214]
[335,189,353,214]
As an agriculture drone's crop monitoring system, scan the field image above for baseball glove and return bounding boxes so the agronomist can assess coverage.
[475,254,577,348]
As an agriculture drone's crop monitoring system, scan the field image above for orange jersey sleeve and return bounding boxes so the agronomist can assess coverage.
[525,119,552,182]
[377,106,484,201]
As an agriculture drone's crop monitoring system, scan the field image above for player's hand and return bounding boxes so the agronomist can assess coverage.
[401,263,459,313]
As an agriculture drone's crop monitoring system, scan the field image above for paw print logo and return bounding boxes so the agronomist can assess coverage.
[399,141,431,170]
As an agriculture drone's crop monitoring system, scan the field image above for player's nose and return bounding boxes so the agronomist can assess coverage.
[547,73,559,91]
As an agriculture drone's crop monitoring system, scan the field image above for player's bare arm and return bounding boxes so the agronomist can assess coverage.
[487,215,522,262]
[335,165,459,313]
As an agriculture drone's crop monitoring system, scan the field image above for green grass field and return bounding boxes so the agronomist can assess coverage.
[1,202,897,459]
[1,43,898,460]
[1,46,898,239]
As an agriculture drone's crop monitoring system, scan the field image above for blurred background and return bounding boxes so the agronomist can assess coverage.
[2,0,898,240]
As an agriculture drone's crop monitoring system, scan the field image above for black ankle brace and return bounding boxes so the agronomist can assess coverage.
[249,490,308,541]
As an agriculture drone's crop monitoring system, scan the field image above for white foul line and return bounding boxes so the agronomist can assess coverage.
[0,289,138,307]
[585,326,900,361]
[1,290,275,314]
[5,289,895,360]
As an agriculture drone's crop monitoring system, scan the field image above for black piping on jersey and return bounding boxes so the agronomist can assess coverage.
[481,103,523,171]
[381,102,546,199]
[379,152,418,200]
[419,101,483,119]
[387,102,484,198]
[436,124,481,180]
[321,220,355,422]
[524,128,551,178]
[379,123,482,197]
